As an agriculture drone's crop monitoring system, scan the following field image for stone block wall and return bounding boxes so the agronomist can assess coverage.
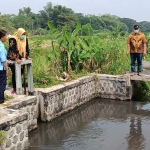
[0,73,132,149]
[96,74,132,100]
[37,76,96,122]
[36,74,132,122]
[7,96,37,132]
[0,109,29,150]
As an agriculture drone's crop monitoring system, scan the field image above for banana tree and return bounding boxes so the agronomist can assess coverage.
[48,22,81,74]
[77,36,103,71]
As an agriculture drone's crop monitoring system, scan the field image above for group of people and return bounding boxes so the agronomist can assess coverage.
[0,25,147,104]
[0,28,30,104]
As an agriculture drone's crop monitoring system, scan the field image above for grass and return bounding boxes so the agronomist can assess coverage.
[0,130,6,146]
[4,94,13,101]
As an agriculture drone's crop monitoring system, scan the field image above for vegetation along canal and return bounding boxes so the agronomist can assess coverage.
[28,98,150,150]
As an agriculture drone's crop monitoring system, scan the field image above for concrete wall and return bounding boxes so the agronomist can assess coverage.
[36,76,96,121]
[96,74,132,100]
[36,74,132,122]
[0,73,132,149]
[0,108,29,150]
[7,96,37,132]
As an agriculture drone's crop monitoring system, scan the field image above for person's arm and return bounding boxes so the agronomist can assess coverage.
[2,61,9,77]
[126,44,130,55]
[0,47,9,77]
[143,35,147,56]
[126,36,131,56]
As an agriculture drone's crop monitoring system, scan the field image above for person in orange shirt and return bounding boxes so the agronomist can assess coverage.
[126,25,146,76]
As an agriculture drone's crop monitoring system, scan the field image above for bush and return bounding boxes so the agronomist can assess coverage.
[132,81,150,102]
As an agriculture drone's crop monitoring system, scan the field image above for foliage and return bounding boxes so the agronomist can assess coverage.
[7,29,129,88]
[0,130,6,146]
[132,81,150,102]
[48,21,82,74]
[48,22,130,74]
[0,14,16,33]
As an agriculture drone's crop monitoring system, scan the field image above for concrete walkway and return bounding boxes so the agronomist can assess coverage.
[143,61,150,69]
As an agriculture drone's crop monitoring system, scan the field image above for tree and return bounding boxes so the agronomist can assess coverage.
[119,18,137,32]
[48,22,81,74]
[0,14,15,33]
[81,23,93,36]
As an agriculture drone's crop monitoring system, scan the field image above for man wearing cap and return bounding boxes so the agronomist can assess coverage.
[126,25,146,76]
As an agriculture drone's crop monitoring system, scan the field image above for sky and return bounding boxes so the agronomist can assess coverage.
[0,0,149,22]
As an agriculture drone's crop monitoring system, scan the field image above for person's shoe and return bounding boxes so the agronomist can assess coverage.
[138,73,144,76]
[11,89,16,94]
[0,102,11,107]
[130,72,135,76]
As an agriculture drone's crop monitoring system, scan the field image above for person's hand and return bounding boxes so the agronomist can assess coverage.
[126,51,129,56]
[143,51,146,57]
[16,59,22,64]
[27,57,32,60]
[6,69,9,77]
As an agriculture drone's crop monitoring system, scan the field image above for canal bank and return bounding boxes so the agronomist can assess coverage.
[0,73,143,149]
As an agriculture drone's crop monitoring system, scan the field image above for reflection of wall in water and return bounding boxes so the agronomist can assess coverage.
[29,100,133,146]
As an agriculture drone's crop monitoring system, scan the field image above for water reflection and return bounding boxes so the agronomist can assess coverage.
[28,99,150,150]
[127,117,145,150]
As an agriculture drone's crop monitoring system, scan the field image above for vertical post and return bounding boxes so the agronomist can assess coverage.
[15,60,34,95]
[15,63,22,94]
[27,63,34,95]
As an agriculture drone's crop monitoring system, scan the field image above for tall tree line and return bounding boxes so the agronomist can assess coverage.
[0,2,150,34]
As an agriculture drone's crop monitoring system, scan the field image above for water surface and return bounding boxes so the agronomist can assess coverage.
[28,99,150,150]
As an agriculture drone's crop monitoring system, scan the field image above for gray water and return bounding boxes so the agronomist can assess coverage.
[28,99,150,150]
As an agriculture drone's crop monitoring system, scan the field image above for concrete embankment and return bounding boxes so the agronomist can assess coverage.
[0,73,132,150]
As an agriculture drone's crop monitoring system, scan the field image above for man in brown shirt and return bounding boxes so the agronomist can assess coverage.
[126,25,146,76]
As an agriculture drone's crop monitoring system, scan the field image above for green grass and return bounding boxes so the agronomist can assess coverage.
[4,94,13,101]
[0,130,6,146]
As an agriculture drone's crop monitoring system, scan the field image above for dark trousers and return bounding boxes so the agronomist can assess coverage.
[130,53,143,73]
[9,65,16,89]
[0,70,6,103]
[9,65,24,89]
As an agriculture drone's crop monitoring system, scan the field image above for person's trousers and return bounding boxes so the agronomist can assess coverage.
[9,64,25,89]
[130,53,143,73]
[0,70,6,103]
[9,65,16,89]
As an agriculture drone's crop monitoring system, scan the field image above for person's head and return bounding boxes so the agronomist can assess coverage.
[0,29,7,43]
[133,25,140,33]
[17,28,26,40]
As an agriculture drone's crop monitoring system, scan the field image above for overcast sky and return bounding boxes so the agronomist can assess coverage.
[0,0,149,22]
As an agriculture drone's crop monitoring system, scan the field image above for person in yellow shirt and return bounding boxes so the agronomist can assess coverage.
[7,28,30,94]
[126,25,146,76]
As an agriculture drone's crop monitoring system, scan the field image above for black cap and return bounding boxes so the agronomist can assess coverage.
[134,25,139,29]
